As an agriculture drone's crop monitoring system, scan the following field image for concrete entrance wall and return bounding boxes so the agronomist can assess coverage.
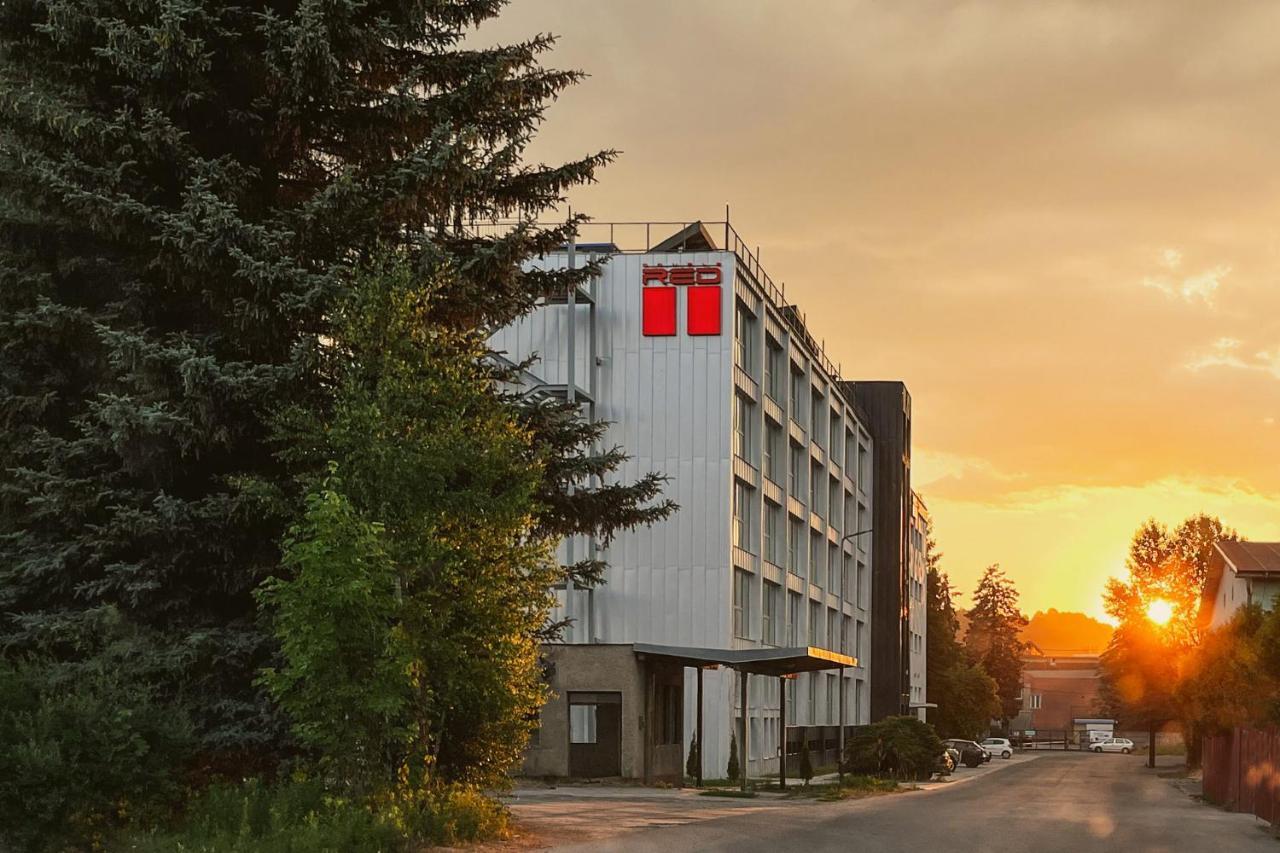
[523,644,685,782]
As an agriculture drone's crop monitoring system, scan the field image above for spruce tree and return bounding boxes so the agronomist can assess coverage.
[0,0,662,759]
[965,565,1029,728]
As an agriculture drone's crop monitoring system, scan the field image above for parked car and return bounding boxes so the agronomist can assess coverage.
[1092,737,1135,754]
[981,737,1014,759]
[943,739,989,768]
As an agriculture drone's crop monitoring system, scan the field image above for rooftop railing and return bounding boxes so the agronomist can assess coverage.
[467,218,844,384]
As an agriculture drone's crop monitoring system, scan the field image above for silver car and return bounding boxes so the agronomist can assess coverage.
[981,737,1014,759]
[1092,737,1135,754]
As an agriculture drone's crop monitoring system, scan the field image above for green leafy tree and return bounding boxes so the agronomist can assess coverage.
[1098,516,1236,764]
[255,471,413,794]
[266,257,563,788]
[965,565,1028,729]
[0,0,616,760]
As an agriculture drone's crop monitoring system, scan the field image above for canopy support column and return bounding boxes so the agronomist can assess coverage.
[739,669,750,792]
[696,667,704,786]
[778,675,787,791]
[838,665,846,784]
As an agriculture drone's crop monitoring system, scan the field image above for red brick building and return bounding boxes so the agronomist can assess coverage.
[1010,648,1103,733]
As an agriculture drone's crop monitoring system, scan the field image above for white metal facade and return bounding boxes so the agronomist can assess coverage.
[491,238,875,777]
[908,492,929,720]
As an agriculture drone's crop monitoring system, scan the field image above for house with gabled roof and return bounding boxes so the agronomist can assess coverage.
[1202,541,1280,630]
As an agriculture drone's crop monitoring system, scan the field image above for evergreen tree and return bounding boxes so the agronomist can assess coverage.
[0,0,662,762]
[798,736,813,785]
[922,513,998,738]
[685,736,700,782]
[726,733,740,782]
[965,565,1028,728]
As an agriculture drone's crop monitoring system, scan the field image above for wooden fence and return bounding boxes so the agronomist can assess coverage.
[1203,727,1280,824]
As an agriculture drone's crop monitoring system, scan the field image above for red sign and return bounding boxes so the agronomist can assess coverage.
[642,287,677,336]
[643,264,722,286]
[642,263,723,336]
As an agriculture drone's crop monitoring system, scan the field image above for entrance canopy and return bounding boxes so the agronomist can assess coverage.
[633,643,856,676]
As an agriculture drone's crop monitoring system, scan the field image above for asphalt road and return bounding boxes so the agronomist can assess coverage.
[531,753,1275,852]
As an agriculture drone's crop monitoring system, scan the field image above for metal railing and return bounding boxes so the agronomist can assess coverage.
[466,217,844,383]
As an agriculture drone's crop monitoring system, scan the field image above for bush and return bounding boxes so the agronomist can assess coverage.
[726,733,740,781]
[840,716,944,781]
[0,655,194,853]
[380,782,509,846]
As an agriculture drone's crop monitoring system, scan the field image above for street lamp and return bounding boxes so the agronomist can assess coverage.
[840,529,874,547]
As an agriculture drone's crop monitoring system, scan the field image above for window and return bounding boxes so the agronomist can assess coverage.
[809,600,821,646]
[826,674,836,723]
[842,552,854,602]
[763,581,781,645]
[733,481,753,552]
[787,675,798,713]
[764,501,782,565]
[827,606,838,651]
[658,684,681,745]
[857,560,867,605]
[1029,693,1043,710]
[811,390,824,446]
[735,303,755,372]
[790,368,804,426]
[829,478,841,528]
[844,429,856,472]
[842,615,852,655]
[569,704,597,744]
[788,591,802,645]
[733,569,751,639]
[789,442,802,493]
[809,461,820,511]
[788,517,803,574]
[807,673,818,724]
[766,338,784,401]
[810,533,823,588]
[855,620,865,659]
[733,393,753,460]
[764,423,782,482]
[828,544,838,591]
[858,444,870,486]
[829,413,841,460]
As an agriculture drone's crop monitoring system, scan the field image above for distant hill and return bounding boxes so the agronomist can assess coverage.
[954,608,1113,655]
[1020,609,1113,655]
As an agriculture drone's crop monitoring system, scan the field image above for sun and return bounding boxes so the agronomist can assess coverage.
[1146,599,1175,626]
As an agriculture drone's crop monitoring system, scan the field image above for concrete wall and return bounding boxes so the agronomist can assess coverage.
[522,644,685,782]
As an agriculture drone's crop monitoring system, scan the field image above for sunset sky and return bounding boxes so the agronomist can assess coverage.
[482,1,1280,621]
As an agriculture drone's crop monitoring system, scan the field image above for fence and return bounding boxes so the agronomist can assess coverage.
[1203,727,1280,825]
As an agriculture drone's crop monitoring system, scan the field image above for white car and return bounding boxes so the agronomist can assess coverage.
[981,737,1014,759]
[1092,737,1135,754]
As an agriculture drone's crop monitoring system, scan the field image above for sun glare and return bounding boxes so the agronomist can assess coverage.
[1146,599,1175,626]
